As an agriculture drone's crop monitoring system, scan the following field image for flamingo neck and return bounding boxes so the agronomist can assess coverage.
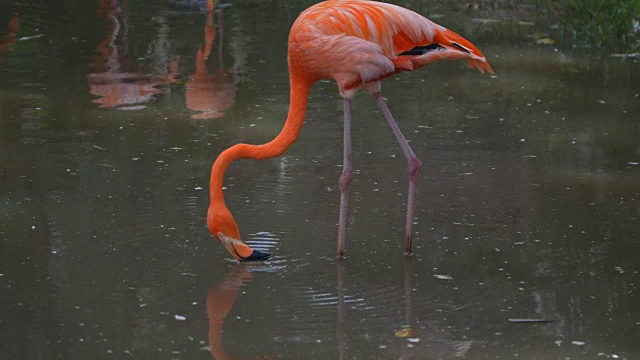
[209,73,312,215]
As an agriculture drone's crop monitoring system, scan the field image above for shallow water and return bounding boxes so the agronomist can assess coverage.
[1,1,639,359]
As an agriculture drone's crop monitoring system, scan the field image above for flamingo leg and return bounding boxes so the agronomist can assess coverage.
[337,98,353,258]
[372,92,422,255]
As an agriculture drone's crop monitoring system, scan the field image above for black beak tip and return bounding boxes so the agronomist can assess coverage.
[240,249,270,262]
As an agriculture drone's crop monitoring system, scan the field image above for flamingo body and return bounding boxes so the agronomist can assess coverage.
[289,0,493,96]
[208,0,493,261]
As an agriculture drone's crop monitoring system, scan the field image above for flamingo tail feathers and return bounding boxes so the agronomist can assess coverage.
[393,28,494,76]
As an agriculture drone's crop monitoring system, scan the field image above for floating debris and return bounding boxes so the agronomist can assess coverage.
[394,326,415,338]
[527,33,555,45]
[18,34,45,41]
[508,318,552,323]
[610,53,639,58]
[433,274,453,280]
[174,315,187,321]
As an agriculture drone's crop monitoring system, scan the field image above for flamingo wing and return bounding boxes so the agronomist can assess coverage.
[289,0,493,92]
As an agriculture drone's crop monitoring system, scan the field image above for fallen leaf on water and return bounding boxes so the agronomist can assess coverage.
[534,38,555,45]
[394,326,415,338]
[528,33,556,45]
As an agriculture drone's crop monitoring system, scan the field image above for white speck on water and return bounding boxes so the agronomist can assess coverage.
[378,345,387,349]
[628,162,639,165]
[571,340,585,346]
[194,187,203,191]
[434,274,453,280]
[614,266,625,274]
[519,138,526,143]
[31,226,36,230]
[174,315,186,321]
[554,340,563,346]
[407,338,421,343]
[132,158,140,161]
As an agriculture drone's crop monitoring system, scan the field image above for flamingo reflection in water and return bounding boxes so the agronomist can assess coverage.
[87,0,179,109]
[0,5,19,53]
[206,259,427,359]
[207,265,252,360]
[185,1,238,120]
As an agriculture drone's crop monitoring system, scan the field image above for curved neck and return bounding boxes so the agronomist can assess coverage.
[209,74,312,209]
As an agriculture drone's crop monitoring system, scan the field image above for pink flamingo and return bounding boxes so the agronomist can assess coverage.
[208,0,494,261]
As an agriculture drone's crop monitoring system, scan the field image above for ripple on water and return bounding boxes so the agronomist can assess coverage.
[242,231,306,272]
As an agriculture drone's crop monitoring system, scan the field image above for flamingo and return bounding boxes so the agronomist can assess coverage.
[208,0,494,261]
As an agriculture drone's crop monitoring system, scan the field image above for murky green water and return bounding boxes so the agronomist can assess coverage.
[1,1,639,359]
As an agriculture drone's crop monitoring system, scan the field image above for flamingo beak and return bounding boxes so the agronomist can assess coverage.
[218,233,271,261]
[240,249,271,261]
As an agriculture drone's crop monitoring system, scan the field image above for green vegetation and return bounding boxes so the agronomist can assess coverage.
[537,0,640,52]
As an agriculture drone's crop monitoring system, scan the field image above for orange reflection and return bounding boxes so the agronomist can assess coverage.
[206,259,417,359]
[207,264,252,360]
[0,8,19,53]
[185,3,236,119]
[87,0,178,109]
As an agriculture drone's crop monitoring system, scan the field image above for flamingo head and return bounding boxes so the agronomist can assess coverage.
[207,206,270,261]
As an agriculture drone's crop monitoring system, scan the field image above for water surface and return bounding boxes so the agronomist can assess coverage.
[1,1,639,359]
